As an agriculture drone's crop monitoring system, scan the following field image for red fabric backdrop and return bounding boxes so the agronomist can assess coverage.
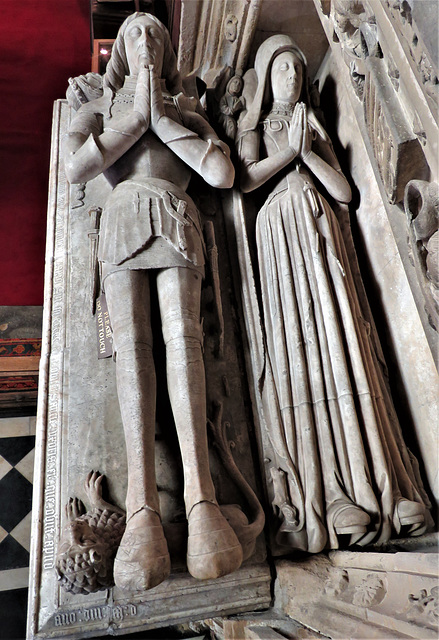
[0,0,91,305]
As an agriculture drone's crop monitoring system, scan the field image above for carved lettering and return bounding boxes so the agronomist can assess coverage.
[83,607,103,622]
[54,612,77,627]
[43,360,60,570]
[43,130,67,572]
[110,603,137,621]
[52,604,137,628]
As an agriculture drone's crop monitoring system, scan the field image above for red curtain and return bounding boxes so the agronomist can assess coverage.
[0,0,91,305]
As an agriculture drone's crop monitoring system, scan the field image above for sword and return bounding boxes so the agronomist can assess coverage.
[205,221,224,359]
[88,206,102,316]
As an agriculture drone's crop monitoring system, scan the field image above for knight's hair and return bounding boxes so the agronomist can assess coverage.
[103,12,183,95]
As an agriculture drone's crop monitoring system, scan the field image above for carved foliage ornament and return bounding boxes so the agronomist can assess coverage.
[407,586,439,626]
[352,574,387,607]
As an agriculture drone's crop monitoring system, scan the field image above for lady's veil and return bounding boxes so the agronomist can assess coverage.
[238,34,328,142]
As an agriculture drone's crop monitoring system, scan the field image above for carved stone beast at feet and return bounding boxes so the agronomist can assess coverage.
[56,471,126,595]
[56,462,264,594]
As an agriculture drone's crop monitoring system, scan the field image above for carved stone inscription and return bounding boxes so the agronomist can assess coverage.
[54,604,137,628]
[42,101,69,577]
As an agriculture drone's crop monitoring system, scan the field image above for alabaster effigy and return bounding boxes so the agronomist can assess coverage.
[230,34,433,553]
[28,12,270,640]
[28,3,438,639]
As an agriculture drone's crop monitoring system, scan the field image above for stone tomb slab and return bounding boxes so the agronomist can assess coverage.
[27,99,270,639]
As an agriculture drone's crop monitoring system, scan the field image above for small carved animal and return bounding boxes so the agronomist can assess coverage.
[56,471,125,595]
[208,401,265,559]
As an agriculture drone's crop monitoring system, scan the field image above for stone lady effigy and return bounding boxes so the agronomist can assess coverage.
[236,34,432,553]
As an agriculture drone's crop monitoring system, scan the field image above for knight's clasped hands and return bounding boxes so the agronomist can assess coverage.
[133,64,166,133]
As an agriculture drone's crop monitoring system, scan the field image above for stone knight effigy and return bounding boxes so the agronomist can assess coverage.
[57,12,267,593]
[29,5,436,639]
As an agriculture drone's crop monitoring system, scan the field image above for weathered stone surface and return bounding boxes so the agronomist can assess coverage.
[404,179,439,332]
[178,0,262,87]
[363,56,428,203]
[314,31,439,502]
[228,30,432,556]
[27,3,439,639]
[59,11,266,596]
[383,0,438,112]
[251,0,328,79]
[275,549,439,639]
[27,86,270,640]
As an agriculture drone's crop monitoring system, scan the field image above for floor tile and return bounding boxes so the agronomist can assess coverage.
[0,587,28,639]
[15,448,35,484]
[0,535,29,571]
[10,511,32,553]
[0,455,12,482]
[0,468,32,532]
[29,416,36,436]
[0,525,7,545]
[0,435,35,466]
[0,566,29,591]
[0,417,33,438]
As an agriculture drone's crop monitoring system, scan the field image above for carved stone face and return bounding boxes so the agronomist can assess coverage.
[58,519,100,553]
[228,76,243,96]
[124,15,165,76]
[270,51,303,104]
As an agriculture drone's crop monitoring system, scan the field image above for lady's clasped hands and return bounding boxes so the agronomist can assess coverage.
[288,102,312,160]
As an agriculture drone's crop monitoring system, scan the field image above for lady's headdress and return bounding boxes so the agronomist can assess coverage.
[238,34,327,142]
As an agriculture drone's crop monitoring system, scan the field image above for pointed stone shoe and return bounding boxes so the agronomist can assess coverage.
[330,499,371,535]
[393,498,425,533]
[113,508,170,591]
[187,502,243,580]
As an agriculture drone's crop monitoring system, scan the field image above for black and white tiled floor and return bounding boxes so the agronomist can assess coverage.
[0,416,35,640]
[0,417,209,640]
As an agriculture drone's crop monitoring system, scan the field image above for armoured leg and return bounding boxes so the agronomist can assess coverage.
[157,267,242,579]
[157,267,215,510]
[105,269,159,517]
[105,269,170,591]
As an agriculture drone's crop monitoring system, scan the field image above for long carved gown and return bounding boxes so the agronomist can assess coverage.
[240,111,431,553]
